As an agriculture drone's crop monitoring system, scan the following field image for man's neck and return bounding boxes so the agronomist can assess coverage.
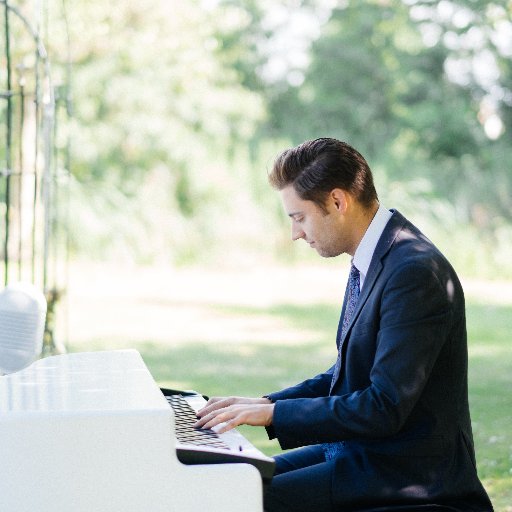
[348,200,380,256]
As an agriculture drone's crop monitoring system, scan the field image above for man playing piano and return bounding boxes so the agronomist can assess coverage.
[195,138,493,512]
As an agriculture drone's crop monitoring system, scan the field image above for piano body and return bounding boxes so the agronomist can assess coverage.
[0,349,265,511]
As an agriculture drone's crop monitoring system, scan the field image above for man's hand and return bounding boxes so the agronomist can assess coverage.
[194,396,274,434]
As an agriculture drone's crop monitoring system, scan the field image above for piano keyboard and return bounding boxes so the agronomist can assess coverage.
[161,388,275,481]
[166,394,230,450]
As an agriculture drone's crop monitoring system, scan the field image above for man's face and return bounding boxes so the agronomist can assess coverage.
[280,185,349,258]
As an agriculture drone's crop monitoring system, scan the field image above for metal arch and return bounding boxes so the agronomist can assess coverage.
[1,0,71,354]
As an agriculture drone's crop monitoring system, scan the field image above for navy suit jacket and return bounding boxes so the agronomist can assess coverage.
[267,211,493,511]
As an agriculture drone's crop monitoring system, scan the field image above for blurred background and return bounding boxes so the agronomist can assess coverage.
[1,0,511,509]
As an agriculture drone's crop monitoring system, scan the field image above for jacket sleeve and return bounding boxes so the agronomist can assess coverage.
[270,261,457,449]
[264,366,334,440]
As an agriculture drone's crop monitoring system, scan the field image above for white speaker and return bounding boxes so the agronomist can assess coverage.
[0,282,47,375]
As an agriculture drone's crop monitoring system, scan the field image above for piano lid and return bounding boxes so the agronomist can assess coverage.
[0,349,170,417]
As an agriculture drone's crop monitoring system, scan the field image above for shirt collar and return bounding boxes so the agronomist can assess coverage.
[353,204,393,290]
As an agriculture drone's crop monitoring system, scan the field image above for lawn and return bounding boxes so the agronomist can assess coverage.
[67,263,512,511]
[465,300,512,510]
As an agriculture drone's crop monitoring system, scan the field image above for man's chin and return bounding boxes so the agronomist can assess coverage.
[316,248,333,258]
[316,247,343,258]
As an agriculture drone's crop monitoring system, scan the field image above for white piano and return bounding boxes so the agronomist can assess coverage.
[0,349,267,511]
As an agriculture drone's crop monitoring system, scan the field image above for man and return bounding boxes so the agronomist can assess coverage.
[195,138,493,511]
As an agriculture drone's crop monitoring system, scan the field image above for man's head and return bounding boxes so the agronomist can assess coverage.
[269,138,379,257]
[268,138,378,210]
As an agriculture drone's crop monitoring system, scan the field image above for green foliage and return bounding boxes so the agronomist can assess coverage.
[67,0,264,201]
[5,0,511,272]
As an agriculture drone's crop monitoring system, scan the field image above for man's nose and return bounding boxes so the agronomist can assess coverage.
[292,223,305,241]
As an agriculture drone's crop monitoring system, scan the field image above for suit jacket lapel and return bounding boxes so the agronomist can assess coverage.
[337,210,406,349]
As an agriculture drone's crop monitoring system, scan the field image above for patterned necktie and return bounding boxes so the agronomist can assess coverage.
[330,264,360,392]
[324,264,361,461]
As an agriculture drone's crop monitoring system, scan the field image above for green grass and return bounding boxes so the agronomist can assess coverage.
[74,296,511,510]
[466,301,512,511]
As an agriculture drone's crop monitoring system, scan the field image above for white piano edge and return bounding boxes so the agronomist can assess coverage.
[0,349,172,418]
[0,349,264,511]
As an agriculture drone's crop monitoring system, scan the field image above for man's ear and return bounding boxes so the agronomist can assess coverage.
[330,188,349,214]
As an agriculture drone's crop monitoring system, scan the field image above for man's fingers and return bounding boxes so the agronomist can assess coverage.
[194,407,236,431]
[197,397,234,418]
[197,396,268,417]
[194,404,249,431]
[215,418,239,434]
[193,403,274,432]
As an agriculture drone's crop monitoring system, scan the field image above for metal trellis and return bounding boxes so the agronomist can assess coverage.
[1,0,71,355]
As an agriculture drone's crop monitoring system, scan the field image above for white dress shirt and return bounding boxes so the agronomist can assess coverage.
[352,204,393,291]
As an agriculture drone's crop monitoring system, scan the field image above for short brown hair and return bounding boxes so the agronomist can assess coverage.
[268,138,378,209]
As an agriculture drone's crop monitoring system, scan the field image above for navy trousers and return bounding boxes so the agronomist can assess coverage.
[263,446,465,512]
[264,445,335,512]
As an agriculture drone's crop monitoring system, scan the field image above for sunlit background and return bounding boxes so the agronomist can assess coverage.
[69,0,512,272]
[1,0,512,509]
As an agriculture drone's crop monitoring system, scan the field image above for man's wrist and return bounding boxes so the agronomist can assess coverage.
[265,403,275,426]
